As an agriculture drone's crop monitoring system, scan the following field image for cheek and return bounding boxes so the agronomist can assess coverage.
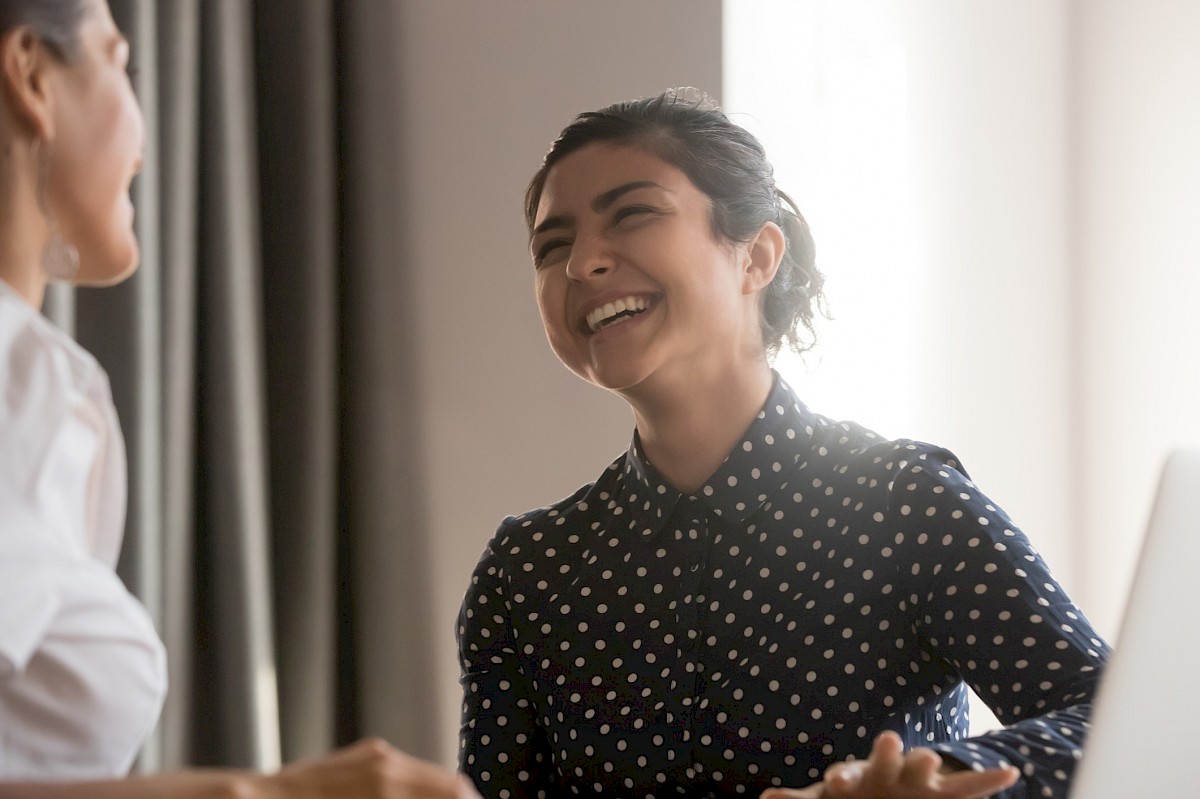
[534,275,578,358]
[57,89,139,211]
[534,274,562,328]
[114,85,144,158]
[50,81,143,282]
[87,74,141,160]
[94,89,141,189]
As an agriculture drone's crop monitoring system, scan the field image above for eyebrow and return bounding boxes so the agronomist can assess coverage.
[531,181,668,238]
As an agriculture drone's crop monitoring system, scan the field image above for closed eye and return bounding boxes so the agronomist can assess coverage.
[612,205,657,225]
[534,238,572,268]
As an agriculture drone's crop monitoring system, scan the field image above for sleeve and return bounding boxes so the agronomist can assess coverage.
[0,314,117,562]
[457,527,560,799]
[0,499,63,673]
[0,490,167,777]
[890,447,1109,799]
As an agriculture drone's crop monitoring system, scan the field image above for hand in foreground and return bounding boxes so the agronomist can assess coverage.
[760,731,1019,799]
[251,737,481,799]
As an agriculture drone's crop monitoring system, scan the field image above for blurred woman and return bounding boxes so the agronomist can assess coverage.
[0,1,472,796]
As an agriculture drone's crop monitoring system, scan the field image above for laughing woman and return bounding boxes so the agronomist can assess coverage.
[0,1,473,797]
[457,89,1109,799]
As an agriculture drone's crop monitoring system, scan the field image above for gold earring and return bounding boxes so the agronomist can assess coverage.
[33,138,80,281]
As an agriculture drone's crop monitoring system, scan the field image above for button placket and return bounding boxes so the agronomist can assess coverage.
[676,502,712,747]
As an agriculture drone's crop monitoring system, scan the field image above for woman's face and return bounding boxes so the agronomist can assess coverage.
[531,143,765,396]
[44,0,143,285]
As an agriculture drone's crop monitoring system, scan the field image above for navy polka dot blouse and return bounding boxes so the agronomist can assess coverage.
[458,374,1109,799]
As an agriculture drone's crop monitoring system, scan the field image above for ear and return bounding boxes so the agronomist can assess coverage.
[0,27,58,141]
[740,220,785,296]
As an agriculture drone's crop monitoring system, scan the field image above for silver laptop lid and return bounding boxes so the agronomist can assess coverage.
[1068,449,1200,797]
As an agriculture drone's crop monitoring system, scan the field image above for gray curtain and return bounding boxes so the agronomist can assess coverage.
[46,0,441,771]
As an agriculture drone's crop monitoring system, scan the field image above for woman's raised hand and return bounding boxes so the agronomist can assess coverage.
[760,732,1019,799]
[249,738,481,799]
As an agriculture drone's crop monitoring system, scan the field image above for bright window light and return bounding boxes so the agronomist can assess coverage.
[723,0,1001,734]
[724,0,916,438]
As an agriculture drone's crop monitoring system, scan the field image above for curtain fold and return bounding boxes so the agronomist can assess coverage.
[336,0,441,761]
[193,0,280,770]
[56,0,439,771]
[155,0,200,771]
[253,0,340,761]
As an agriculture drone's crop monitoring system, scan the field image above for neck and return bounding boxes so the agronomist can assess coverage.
[0,256,48,308]
[626,359,775,494]
[0,143,50,309]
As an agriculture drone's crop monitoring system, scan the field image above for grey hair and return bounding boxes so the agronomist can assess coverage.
[0,0,91,62]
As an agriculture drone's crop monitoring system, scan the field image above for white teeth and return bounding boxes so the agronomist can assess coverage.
[587,296,649,332]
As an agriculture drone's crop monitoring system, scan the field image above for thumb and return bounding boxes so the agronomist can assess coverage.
[824,762,864,795]
[456,774,483,799]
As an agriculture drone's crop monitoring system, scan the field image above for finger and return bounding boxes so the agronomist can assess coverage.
[397,768,465,799]
[936,764,1021,798]
[858,731,904,789]
[760,787,825,799]
[456,774,483,799]
[897,746,943,787]
[822,762,864,796]
[384,749,466,799]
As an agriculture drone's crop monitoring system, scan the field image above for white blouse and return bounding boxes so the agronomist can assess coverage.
[0,279,167,779]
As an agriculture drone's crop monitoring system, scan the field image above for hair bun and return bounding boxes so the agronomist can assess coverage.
[661,86,722,112]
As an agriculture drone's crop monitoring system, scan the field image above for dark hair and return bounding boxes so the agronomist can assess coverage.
[525,87,827,358]
[0,0,90,62]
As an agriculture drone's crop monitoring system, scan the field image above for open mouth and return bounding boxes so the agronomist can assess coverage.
[585,295,652,334]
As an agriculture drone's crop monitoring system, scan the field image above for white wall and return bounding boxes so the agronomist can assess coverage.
[898,1,1075,592]
[389,1,722,766]
[1074,0,1200,633]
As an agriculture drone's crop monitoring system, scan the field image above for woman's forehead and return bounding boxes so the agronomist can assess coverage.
[535,144,691,220]
[81,0,117,31]
[69,0,122,56]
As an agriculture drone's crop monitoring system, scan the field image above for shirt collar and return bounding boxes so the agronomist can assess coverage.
[619,433,686,537]
[621,372,818,537]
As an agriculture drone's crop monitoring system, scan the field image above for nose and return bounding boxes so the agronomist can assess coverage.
[564,235,614,282]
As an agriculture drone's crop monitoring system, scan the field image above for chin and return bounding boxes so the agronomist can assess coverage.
[556,344,656,394]
[75,241,141,287]
[76,255,140,286]
[574,363,652,395]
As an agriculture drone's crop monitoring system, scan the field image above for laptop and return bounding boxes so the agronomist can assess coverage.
[1068,449,1200,797]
